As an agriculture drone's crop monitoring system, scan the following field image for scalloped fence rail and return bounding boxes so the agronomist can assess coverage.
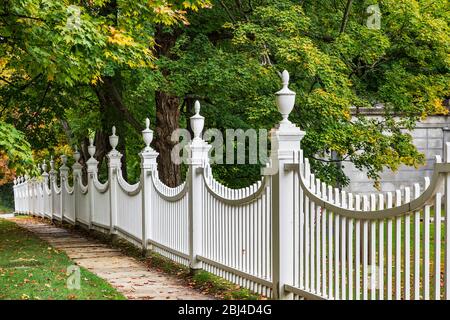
[13,71,450,300]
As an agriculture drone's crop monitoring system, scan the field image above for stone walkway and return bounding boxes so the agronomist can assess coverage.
[10,217,211,300]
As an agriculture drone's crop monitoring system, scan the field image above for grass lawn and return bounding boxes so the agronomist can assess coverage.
[0,204,12,214]
[0,218,125,300]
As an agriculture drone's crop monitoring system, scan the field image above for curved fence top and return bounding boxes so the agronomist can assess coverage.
[93,175,109,194]
[202,163,269,205]
[150,168,188,201]
[296,151,449,220]
[116,170,141,196]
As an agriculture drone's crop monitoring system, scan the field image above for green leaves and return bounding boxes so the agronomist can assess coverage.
[0,0,449,189]
[0,121,35,184]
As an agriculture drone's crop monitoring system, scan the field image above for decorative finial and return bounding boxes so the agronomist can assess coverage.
[88,136,96,158]
[50,156,55,170]
[190,100,205,140]
[61,154,67,166]
[73,146,80,162]
[281,70,289,87]
[42,161,47,173]
[142,117,153,151]
[275,70,296,125]
[109,126,119,150]
[194,100,200,114]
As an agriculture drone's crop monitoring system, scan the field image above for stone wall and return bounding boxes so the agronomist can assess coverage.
[343,109,450,193]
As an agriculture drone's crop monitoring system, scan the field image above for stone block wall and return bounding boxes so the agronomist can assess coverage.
[343,110,450,193]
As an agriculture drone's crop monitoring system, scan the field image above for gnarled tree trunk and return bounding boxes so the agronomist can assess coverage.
[154,26,182,187]
[93,75,129,180]
[154,91,181,187]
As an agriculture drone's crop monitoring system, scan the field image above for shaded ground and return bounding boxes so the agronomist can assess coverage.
[0,217,124,300]
[9,216,212,300]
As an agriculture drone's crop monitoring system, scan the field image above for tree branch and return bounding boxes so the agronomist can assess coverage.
[310,154,351,163]
[219,0,236,23]
[339,0,353,34]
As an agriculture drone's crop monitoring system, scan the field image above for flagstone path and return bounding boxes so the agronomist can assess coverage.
[10,217,212,300]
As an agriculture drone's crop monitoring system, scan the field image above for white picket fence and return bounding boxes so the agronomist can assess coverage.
[13,71,450,300]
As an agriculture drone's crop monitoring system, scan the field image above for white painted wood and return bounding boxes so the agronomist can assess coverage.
[435,191,442,300]
[446,142,450,300]
[370,194,376,300]
[355,194,361,300]
[316,178,321,295]
[310,174,316,293]
[378,194,384,300]
[348,193,354,300]
[413,183,421,300]
[363,195,369,300]
[386,192,393,300]
[341,191,347,300]
[328,185,334,299]
[334,188,340,300]
[395,189,402,300]
[321,182,327,297]
[404,187,411,300]
[423,177,431,300]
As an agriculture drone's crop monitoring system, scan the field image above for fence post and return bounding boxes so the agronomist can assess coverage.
[59,155,69,223]
[49,157,57,220]
[24,175,31,214]
[13,178,17,213]
[28,176,34,215]
[186,101,211,272]
[72,147,82,225]
[86,138,98,229]
[264,71,305,299]
[107,128,122,235]
[42,162,49,217]
[16,176,21,214]
[139,119,158,251]
[445,142,450,299]
[36,163,43,216]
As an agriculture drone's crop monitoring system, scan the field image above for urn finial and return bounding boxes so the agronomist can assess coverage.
[73,146,80,162]
[109,126,119,150]
[275,70,296,124]
[61,154,67,166]
[142,118,153,151]
[88,136,96,158]
[194,100,200,114]
[190,100,204,140]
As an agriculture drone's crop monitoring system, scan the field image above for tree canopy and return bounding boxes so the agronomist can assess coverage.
[1,0,449,189]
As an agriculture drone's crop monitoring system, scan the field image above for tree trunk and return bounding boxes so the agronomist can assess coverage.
[93,75,128,180]
[155,91,181,187]
[154,26,182,187]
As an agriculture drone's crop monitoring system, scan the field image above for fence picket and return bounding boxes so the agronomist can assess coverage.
[378,194,384,300]
[386,192,393,300]
[404,187,411,300]
[423,177,431,300]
